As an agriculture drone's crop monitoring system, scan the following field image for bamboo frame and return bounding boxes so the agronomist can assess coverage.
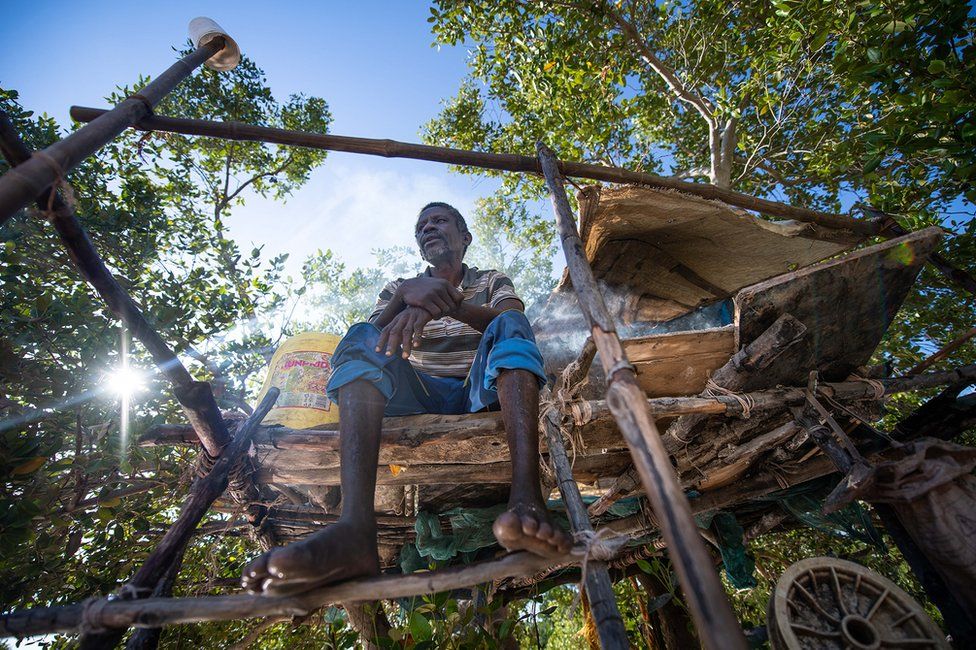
[68,106,879,235]
[537,142,746,650]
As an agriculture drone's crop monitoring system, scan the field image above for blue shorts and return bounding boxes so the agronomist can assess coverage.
[325,310,546,416]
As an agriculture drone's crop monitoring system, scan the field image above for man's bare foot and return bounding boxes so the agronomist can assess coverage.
[241,520,380,596]
[492,500,573,559]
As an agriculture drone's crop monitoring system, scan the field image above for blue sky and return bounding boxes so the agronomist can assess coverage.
[0,1,499,274]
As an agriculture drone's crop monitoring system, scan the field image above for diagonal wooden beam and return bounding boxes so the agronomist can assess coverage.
[537,141,746,650]
[0,111,229,456]
[76,389,278,649]
[0,40,223,226]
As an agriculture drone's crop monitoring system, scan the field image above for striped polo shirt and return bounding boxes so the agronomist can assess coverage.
[368,265,523,377]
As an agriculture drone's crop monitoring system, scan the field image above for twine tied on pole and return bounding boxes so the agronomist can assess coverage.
[703,379,755,419]
[78,596,110,635]
[28,150,77,216]
[538,370,592,476]
[849,374,886,401]
[569,528,629,611]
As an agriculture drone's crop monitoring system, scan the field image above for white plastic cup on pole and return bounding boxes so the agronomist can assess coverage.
[189,17,241,71]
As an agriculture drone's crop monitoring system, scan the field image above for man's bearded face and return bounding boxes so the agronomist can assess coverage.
[415,206,471,264]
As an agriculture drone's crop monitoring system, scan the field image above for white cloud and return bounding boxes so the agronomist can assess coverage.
[229,157,492,276]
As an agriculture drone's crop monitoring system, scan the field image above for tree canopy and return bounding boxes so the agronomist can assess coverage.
[424,0,975,376]
[0,54,337,646]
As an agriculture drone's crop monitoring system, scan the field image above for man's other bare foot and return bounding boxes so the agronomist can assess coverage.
[241,520,380,596]
[493,500,573,559]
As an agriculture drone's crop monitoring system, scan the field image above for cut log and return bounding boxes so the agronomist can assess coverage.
[592,314,807,516]
[664,313,807,449]
[694,422,802,491]
[139,363,976,453]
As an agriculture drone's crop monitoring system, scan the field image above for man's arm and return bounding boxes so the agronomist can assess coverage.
[375,298,522,358]
[370,292,405,329]
[372,277,462,329]
[450,297,523,333]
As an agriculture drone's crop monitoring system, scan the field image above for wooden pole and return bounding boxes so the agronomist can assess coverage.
[0,550,573,638]
[537,141,746,650]
[76,389,278,649]
[133,389,276,591]
[123,544,188,650]
[68,105,879,235]
[542,342,629,649]
[0,40,223,226]
[0,111,229,456]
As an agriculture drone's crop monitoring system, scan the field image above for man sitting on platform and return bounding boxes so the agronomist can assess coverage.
[243,202,573,595]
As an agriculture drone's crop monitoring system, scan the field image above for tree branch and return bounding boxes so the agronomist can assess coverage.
[225,153,294,207]
[598,1,716,128]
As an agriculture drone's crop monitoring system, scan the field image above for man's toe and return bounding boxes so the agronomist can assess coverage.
[556,533,573,553]
[493,511,522,543]
[242,553,272,592]
[535,521,554,541]
[520,514,540,536]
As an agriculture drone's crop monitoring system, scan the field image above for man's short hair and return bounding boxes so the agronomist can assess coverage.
[419,202,469,237]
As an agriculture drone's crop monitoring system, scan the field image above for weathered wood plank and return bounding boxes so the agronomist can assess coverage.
[624,326,736,397]
[256,451,635,487]
[734,227,942,388]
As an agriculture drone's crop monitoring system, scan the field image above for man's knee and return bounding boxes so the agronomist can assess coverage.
[327,323,393,402]
[335,322,381,355]
[484,310,534,340]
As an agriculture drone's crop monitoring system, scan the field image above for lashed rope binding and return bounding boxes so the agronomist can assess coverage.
[78,597,110,635]
[194,441,252,496]
[849,374,886,401]
[703,378,755,419]
[568,528,629,611]
[539,358,594,467]
[28,150,77,216]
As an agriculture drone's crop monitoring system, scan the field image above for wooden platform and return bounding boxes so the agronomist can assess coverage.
[189,229,941,570]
